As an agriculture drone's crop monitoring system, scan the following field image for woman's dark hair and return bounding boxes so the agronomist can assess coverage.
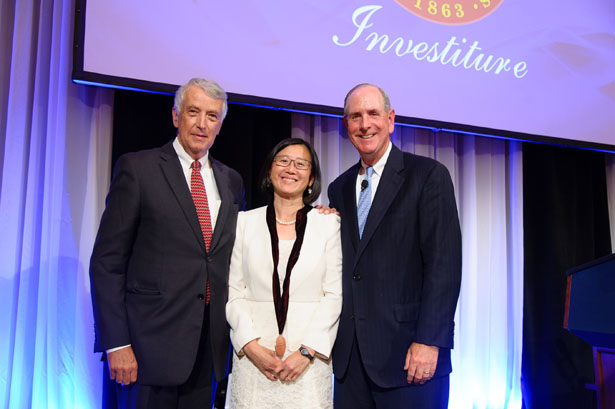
[259,138,322,204]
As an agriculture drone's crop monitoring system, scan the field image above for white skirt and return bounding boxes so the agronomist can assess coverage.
[226,351,333,409]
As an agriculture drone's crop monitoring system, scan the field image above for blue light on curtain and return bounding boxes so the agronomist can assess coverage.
[0,0,113,407]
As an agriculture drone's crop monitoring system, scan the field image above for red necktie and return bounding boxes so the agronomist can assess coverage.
[190,160,212,305]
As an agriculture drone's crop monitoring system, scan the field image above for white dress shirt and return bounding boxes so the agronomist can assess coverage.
[355,140,392,206]
[173,137,221,230]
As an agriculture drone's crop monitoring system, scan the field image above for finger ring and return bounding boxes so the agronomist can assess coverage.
[423,371,430,375]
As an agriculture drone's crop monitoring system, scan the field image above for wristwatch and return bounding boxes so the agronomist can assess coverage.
[299,347,314,361]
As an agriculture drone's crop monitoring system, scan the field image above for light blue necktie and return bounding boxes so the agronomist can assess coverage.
[357,167,374,239]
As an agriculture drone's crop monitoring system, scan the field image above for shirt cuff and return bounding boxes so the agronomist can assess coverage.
[106,344,131,354]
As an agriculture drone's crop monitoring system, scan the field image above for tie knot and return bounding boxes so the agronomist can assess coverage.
[191,160,201,171]
[365,167,374,178]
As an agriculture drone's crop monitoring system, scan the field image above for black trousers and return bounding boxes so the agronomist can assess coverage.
[104,307,216,409]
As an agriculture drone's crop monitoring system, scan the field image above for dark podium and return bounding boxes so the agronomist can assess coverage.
[564,253,615,409]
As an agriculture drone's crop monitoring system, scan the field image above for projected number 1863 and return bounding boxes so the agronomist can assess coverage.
[395,0,503,25]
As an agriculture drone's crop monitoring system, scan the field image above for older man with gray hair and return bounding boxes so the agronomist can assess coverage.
[90,78,244,409]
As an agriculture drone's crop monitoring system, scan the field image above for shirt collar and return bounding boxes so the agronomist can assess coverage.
[360,140,392,177]
[173,137,210,170]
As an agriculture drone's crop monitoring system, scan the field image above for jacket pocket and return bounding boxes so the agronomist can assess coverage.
[126,287,161,296]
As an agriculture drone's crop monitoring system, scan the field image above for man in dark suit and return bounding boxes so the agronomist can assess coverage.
[328,83,462,408]
[90,78,244,409]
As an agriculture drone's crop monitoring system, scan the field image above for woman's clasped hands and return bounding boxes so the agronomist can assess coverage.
[243,340,313,382]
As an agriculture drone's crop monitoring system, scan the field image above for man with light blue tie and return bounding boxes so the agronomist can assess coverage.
[328,83,462,409]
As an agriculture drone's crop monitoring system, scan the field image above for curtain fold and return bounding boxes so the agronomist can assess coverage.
[0,0,113,408]
[292,113,524,409]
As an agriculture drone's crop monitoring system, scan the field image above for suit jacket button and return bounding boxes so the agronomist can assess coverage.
[353,274,361,281]
[207,256,214,263]
[197,293,205,300]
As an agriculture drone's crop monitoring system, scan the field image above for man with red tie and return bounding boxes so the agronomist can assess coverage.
[90,78,244,409]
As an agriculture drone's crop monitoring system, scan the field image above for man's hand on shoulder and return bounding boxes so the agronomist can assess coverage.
[108,346,138,385]
[404,342,438,385]
[315,204,340,217]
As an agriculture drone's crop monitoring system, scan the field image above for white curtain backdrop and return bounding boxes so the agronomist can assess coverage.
[292,113,525,409]
[0,0,113,408]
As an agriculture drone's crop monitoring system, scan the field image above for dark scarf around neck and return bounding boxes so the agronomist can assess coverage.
[265,204,312,335]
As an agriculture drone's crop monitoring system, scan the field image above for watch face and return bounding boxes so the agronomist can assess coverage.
[395,0,503,25]
[300,348,313,360]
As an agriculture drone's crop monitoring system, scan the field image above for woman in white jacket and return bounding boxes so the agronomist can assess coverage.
[226,138,342,409]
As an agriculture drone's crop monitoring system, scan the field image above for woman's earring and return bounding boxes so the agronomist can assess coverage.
[307,186,313,195]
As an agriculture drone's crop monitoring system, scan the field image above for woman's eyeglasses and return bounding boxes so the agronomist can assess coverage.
[273,155,311,170]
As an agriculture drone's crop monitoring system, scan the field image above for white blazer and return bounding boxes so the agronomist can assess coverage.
[226,206,342,359]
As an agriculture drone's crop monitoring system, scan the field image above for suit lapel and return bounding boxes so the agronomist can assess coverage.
[341,162,361,252]
[354,145,404,270]
[158,141,207,253]
[210,157,233,254]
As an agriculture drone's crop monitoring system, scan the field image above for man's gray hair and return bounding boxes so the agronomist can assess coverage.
[343,83,391,116]
[174,78,228,120]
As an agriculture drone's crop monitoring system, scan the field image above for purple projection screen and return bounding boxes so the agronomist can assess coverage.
[73,0,615,150]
